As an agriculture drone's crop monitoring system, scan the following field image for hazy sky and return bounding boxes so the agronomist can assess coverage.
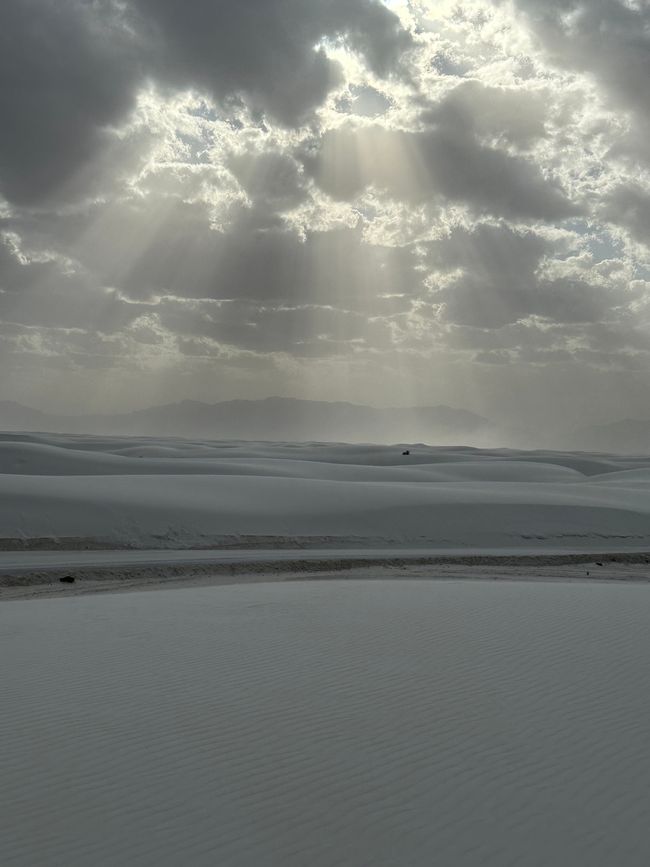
[1,0,650,428]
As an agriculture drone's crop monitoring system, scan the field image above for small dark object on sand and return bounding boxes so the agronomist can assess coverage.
[402,450,410,456]
[59,575,75,584]
[595,562,603,567]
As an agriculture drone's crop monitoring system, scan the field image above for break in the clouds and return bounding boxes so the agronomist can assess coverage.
[1,0,650,430]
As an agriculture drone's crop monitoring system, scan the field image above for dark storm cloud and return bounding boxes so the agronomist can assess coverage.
[603,184,650,247]
[0,0,141,205]
[420,81,549,149]
[74,197,422,308]
[512,0,650,117]
[426,223,616,328]
[0,0,409,205]
[133,0,411,126]
[2,0,650,415]
[305,122,578,221]
[0,234,147,332]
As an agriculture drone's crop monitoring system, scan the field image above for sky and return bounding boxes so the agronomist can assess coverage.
[1,0,650,430]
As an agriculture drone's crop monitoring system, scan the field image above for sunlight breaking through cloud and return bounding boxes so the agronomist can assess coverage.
[1,0,650,432]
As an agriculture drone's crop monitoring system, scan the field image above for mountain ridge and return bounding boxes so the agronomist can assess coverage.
[0,397,490,444]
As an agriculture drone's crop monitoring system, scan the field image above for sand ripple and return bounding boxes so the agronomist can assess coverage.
[2,581,650,866]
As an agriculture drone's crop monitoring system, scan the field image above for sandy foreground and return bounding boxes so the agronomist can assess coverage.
[3,432,650,598]
[3,433,650,864]
[3,579,650,866]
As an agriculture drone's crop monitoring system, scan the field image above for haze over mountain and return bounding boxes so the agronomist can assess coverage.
[3,396,650,452]
[0,397,493,445]
[570,420,650,455]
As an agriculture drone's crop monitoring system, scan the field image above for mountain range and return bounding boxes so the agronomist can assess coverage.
[3,397,650,452]
[0,397,491,444]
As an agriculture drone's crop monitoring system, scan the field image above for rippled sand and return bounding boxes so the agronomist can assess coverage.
[3,580,650,866]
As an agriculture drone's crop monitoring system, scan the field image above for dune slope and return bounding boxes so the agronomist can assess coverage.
[1,433,650,551]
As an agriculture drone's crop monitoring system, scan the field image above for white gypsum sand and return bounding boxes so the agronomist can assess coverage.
[3,550,650,603]
[2,580,650,866]
[2,432,650,556]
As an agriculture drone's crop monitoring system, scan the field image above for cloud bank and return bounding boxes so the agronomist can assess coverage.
[1,0,650,432]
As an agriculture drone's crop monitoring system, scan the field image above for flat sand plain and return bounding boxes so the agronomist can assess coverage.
[2,550,650,600]
[3,580,650,866]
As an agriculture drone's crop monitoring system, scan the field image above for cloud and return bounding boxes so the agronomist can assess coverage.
[103,201,421,309]
[602,184,650,247]
[426,223,617,328]
[159,298,395,357]
[305,121,578,221]
[133,0,411,125]
[0,0,410,206]
[512,0,650,119]
[2,0,650,427]
[227,151,308,212]
[421,80,549,149]
[0,233,146,332]
[0,0,141,204]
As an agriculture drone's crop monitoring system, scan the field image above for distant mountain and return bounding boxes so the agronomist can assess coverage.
[0,397,492,444]
[0,401,50,430]
[571,419,650,454]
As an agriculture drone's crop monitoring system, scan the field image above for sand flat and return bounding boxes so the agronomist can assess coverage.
[2,579,650,866]
[2,548,650,601]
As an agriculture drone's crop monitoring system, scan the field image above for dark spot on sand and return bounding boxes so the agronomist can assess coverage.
[59,575,75,584]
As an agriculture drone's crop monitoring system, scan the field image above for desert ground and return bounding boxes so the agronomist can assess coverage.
[3,580,650,866]
[3,432,650,865]
[2,430,650,594]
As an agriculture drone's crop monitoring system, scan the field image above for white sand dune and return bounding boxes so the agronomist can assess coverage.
[1,432,650,551]
[4,435,650,863]
[3,580,650,866]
